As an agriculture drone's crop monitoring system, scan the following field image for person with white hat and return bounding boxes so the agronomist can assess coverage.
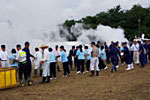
[40,44,50,83]
[131,40,140,65]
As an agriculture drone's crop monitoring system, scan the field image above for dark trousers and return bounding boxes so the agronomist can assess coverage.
[99,57,106,70]
[77,60,85,73]
[34,69,38,77]
[68,62,72,71]
[111,65,117,72]
[27,61,32,79]
[19,63,28,81]
[149,52,150,62]
[106,53,110,64]
[62,62,70,76]
[140,54,146,67]
[86,60,90,71]
[111,57,119,66]
[121,56,126,64]
[50,62,56,78]
[74,58,78,69]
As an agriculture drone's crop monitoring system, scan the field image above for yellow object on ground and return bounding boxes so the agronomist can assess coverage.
[0,68,17,89]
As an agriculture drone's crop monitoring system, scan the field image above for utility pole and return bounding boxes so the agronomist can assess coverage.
[138,19,141,37]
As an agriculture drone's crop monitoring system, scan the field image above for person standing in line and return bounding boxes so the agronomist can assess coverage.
[99,46,108,70]
[110,43,120,73]
[144,41,149,64]
[54,45,61,72]
[49,48,57,80]
[23,42,35,81]
[9,49,18,68]
[120,43,126,65]
[16,44,30,86]
[68,46,75,71]
[76,45,85,74]
[33,48,42,77]
[138,41,147,67]
[104,42,110,64]
[122,43,134,71]
[0,45,9,68]
[84,46,91,72]
[97,41,101,47]
[131,40,140,65]
[59,46,70,77]
[74,46,79,70]
[90,42,100,76]
[148,40,150,63]
[109,41,114,49]
[40,44,50,83]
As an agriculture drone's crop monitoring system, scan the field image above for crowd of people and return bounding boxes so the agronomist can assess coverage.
[0,40,150,87]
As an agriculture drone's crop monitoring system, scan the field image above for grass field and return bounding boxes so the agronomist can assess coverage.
[0,63,150,100]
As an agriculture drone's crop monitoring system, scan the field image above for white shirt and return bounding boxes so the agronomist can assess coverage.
[54,50,60,57]
[34,51,42,62]
[41,49,49,62]
[0,50,8,61]
[131,43,139,52]
[16,50,26,62]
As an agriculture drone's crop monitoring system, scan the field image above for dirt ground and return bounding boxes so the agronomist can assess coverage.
[0,63,150,100]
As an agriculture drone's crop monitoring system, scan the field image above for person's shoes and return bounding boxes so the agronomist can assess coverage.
[19,80,25,87]
[28,81,33,86]
[104,66,108,70]
[89,71,94,77]
[47,76,50,83]
[20,83,25,87]
[50,78,53,80]
[63,75,67,78]
[39,77,46,84]
[76,71,81,74]
[96,71,99,76]
[126,68,132,71]
[131,64,134,69]
[116,65,119,69]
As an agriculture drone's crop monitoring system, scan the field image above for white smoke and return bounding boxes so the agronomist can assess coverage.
[71,23,128,45]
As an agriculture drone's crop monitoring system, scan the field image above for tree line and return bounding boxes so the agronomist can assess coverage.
[62,5,150,41]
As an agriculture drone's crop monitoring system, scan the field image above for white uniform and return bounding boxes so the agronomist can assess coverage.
[41,49,50,77]
[0,50,9,68]
[131,43,140,64]
[34,51,42,70]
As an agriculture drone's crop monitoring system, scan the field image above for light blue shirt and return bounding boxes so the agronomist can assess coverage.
[76,49,85,60]
[100,49,106,60]
[60,51,68,63]
[85,49,91,60]
[9,54,18,67]
[49,52,56,63]
[120,47,124,51]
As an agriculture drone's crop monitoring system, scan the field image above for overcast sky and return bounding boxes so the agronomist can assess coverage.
[0,0,149,30]
[0,0,150,48]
